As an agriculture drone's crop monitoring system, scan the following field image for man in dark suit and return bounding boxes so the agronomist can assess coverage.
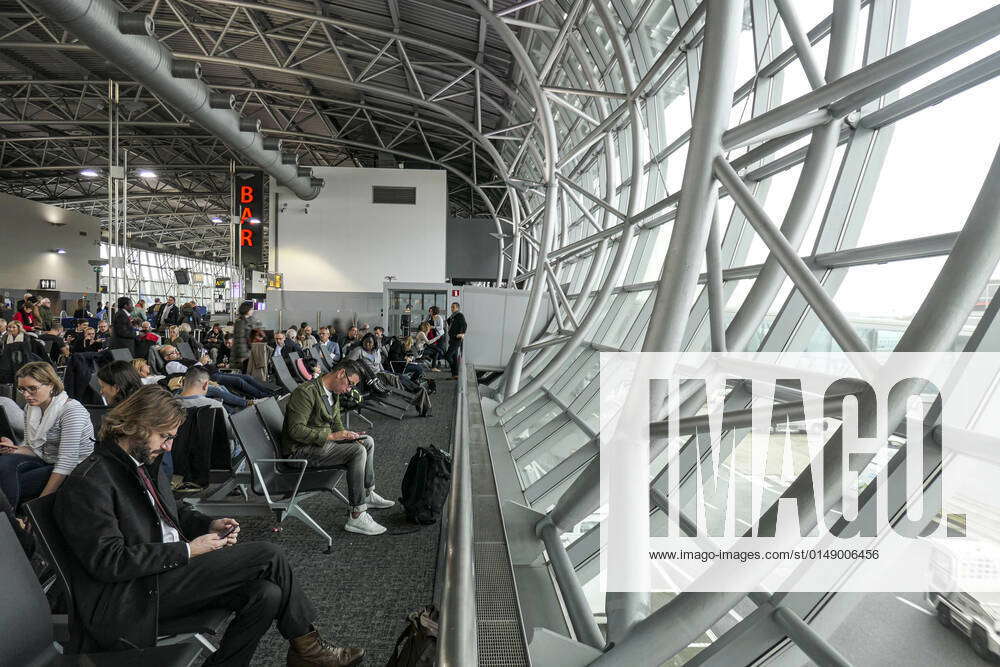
[273,330,303,359]
[110,296,136,356]
[55,385,364,666]
[159,296,180,329]
[445,301,467,380]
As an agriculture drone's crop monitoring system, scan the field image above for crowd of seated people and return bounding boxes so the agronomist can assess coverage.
[0,291,473,665]
[158,345,272,413]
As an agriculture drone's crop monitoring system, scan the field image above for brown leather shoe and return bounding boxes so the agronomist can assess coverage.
[287,630,365,667]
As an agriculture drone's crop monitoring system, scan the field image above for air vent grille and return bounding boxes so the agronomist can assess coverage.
[372,185,416,204]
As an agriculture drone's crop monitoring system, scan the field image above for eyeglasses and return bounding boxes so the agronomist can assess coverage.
[17,384,48,395]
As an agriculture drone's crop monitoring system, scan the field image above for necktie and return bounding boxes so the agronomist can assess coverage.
[135,465,184,539]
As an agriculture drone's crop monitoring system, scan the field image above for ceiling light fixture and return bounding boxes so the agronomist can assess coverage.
[248,217,261,224]
[53,248,67,254]
[211,216,224,224]
[80,168,99,177]
[137,170,157,178]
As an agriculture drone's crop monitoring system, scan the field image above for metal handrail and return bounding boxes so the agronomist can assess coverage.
[438,358,478,665]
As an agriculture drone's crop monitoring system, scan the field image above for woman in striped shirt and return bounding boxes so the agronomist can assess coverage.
[0,362,94,508]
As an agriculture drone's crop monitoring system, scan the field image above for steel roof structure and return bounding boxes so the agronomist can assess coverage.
[0,0,533,257]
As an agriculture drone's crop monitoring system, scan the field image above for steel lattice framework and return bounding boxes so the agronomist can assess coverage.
[0,0,541,258]
[4,0,1000,665]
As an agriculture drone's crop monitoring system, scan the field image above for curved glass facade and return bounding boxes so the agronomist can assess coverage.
[482,1,1000,664]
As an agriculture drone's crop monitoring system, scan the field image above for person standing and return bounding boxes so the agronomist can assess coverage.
[110,296,136,356]
[147,298,163,327]
[132,299,148,324]
[445,301,467,380]
[230,301,254,371]
[159,296,180,329]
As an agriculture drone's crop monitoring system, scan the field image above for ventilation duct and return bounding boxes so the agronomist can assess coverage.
[31,0,320,200]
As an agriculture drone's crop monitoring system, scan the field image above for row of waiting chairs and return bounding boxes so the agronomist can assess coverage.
[4,393,353,665]
[275,344,417,423]
[1,516,206,666]
[186,396,350,554]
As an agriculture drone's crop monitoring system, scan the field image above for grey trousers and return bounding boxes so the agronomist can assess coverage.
[292,435,375,511]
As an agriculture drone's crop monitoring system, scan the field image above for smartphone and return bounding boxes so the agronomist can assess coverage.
[219,524,238,538]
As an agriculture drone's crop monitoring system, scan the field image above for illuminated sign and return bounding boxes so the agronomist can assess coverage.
[233,170,264,266]
[267,273,283,289]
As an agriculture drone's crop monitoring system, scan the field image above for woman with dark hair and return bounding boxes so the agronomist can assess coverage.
[13,297,39,332]
[97,360,144,406]
[230,301,254,371]
[424,307,447,369]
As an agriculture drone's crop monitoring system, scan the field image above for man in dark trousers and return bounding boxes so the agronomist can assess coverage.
[445,301,467,380]
[110,296,136,356]
[54,385,364,666]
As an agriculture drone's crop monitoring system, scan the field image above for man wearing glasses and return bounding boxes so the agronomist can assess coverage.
[281,360,393,536]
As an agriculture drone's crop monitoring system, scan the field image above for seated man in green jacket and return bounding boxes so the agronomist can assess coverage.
[281,360,393,535]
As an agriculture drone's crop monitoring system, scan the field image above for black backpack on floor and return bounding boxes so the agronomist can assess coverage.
[385,606,439,667]
[399,446,452,525]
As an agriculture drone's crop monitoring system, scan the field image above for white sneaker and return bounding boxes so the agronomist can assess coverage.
[366,490,395,510]
[344,511,387,535]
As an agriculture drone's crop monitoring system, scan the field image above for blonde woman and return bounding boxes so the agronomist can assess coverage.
[298,325,318,348]
[0,362,94,507]
[164,324,184,348]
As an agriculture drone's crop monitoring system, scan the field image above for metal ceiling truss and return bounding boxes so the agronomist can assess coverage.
[0,0,552,260]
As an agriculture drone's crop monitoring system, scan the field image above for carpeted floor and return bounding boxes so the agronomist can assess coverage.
[205,373,456,666]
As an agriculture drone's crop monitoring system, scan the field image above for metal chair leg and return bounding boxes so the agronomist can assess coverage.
[286,504,334,554]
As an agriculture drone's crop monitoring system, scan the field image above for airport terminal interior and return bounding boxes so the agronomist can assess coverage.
[1,0,999,665]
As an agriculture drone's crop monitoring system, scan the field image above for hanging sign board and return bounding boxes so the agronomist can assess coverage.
[233,169,264,267]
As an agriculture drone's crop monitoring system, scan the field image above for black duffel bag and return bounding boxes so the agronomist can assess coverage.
[399,446,452,525]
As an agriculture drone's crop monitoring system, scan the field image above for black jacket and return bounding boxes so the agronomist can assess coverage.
[110,308,136,354]
[55,441,213,652]
[447,311,467,341]
[160,303,180,327]
[278,339,303,359]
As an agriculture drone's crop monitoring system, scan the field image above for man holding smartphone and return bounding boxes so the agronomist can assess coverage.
[55,385,365,666]
[281,360,394,536]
